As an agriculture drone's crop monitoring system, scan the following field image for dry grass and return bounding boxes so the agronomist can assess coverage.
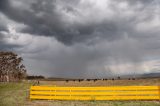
[0,78,160,106]
[39,78,160,86]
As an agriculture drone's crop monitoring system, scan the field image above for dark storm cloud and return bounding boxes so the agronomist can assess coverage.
[0,0,74,44]
[0,0,160,77]
[1,0,156,45]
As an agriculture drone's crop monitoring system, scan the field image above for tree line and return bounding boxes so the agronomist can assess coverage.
[0,51,27,82]
[26,75,45,80]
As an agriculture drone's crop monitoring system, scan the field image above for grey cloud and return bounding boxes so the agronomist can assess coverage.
[1,0,156,44]
[23,36,159,78]
[0,0,160,78]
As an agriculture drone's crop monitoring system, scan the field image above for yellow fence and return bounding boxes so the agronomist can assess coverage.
[30,86,160,100]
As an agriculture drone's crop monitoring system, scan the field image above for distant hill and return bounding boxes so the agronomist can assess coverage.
[140,72,160,78]
[118,72,160,79]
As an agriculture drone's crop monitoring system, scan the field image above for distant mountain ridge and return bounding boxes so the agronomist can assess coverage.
[140,72,160,78]
[117,72,160,79]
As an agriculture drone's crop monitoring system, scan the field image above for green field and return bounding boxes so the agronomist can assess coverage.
[0,82,33,106]
[0,78,160,106]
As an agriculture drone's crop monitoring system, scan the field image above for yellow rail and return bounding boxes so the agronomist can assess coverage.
[30,86,160,100]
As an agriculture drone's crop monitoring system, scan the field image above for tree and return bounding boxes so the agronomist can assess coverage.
[0,51,27,82]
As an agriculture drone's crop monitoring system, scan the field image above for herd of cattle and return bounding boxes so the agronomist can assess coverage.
[65,77,136,82]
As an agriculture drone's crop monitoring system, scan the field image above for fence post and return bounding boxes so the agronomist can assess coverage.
[54,85,56,100]
[158,86,160,102]
[136,86,139,101]
[49,86,51,100]
[70,88,71,100]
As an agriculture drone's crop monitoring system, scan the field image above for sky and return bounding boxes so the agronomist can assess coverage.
[0,0,160,78]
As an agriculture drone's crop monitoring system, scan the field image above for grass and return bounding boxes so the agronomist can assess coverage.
[40,78,160,86]
[26,101,160,106]
[0,81,33,106]
[0,78,160,106]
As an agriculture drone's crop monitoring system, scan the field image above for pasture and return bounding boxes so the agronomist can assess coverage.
[0,78,160,106]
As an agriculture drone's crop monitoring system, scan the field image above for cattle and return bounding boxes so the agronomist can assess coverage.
[66,80,69,82]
